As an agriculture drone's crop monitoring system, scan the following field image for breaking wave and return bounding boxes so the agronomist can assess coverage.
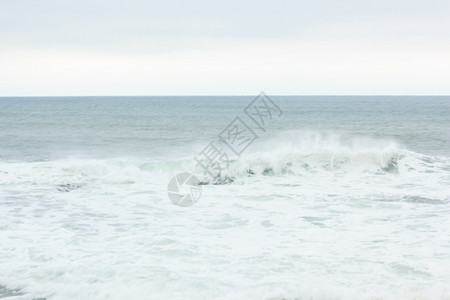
[194,131,447,184]
[0,131,448,188]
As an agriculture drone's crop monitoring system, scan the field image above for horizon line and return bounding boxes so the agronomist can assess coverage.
[1,94,450,98]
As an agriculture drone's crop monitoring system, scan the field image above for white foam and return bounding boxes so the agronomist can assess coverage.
[1,131,450,299]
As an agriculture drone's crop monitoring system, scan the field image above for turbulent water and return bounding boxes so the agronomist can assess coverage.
[1,96,450,299]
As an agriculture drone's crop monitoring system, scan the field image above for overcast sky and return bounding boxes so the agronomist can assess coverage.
[0,0,449,96]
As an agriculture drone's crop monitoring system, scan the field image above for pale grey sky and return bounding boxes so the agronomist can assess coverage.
[1,0,449,95]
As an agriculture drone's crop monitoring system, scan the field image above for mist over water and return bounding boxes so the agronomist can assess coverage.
[1,96,450,299]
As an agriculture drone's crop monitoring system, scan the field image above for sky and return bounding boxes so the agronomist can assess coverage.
[0,0,449,96]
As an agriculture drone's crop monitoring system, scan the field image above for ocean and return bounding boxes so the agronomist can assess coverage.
[1,96,450,299]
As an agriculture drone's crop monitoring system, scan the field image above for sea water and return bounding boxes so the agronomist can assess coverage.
[0,96,450,299]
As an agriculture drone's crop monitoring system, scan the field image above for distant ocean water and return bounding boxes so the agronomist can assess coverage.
[0,96,450,299]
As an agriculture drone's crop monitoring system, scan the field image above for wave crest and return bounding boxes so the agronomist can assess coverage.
[196,132,406,183]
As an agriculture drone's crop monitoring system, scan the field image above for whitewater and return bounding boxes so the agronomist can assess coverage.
[1,96,450,299]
